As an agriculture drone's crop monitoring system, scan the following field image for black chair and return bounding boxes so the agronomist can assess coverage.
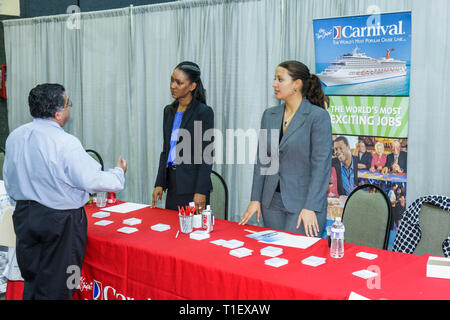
[86,149,104,171]
[0,147,5,181]
[341,184,392,250]
[210,170,228,220]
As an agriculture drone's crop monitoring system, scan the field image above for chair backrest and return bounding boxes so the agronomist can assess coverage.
[342,184,392,250]
[210,170,228,220]
[0,147,4,181]
[413,203,450,257]
[86,149,104,171]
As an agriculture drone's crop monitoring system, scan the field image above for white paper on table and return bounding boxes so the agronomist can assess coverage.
[259,232,321,249]
[352,269,379,279]
[356,252,378,260]
[348,292,370,300]
[102,202,150,213]
[92,211,111,218]
[94,220,114,226]
[117,226,139,234]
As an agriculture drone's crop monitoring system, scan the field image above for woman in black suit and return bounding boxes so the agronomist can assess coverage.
[152,61,214,213]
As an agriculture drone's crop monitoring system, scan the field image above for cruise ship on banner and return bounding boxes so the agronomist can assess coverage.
[318,47,407,86]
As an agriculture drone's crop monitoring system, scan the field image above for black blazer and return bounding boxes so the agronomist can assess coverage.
[332,155,359,196]
[385,151,407,173]
[358,151,372,170]
[154,99,214,195]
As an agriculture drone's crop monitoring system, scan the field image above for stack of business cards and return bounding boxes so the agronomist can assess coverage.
[92,211,111,218]
[94,220,114,226]
[150,223,171,232]
[260,246,283,257]
[356,252,378,260]
[301,256,326,267]
[265,257,288,268]
[222,240,244,249]
[117,226,139,234]
[210,239,227,246]
[229,247,253,258]
[348,292,371,300]
[352,269,379,279]
[123,218,142,226]
[189,230,211,240]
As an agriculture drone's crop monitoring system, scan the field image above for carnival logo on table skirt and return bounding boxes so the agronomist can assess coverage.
[78,276,148,300]
[93,280,103,300]
[78,276,93,293]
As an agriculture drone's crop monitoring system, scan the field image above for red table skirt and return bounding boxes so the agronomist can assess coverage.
[5,280,24,300]
[6,202,450,300]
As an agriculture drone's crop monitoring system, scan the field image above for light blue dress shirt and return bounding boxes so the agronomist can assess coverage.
[3,118,125,210]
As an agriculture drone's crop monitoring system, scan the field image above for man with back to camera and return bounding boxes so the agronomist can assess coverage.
[3,83,127,300]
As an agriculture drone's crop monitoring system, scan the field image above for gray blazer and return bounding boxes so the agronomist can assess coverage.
[250,98,332,215]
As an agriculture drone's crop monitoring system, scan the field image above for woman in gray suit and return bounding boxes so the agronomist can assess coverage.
[239,61,332,237]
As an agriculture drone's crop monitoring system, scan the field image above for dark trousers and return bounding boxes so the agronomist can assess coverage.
[165,166,210,211]
[12,200,87,300]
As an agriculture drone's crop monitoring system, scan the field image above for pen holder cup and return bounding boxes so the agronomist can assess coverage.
[179,214,193,234]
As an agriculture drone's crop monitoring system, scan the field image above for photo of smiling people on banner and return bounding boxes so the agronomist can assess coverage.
[326,135,408,248]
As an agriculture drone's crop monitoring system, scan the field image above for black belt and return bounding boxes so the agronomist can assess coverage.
[167,164,176,171]
[16,200,40,205]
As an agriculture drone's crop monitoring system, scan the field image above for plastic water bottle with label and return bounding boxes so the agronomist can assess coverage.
[330,217,345,258]
[202,205,214,232]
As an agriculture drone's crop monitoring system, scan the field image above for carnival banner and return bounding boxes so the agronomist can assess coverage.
[313,12,412,248]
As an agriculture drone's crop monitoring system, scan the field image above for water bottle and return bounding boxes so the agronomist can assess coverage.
[207,204,215,226]
[330,217,345,258]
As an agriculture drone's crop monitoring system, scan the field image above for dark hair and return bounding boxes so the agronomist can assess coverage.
[278,60,327,109]
[175,61,206,104]
[28,83,66,119]
[334,136,349,147]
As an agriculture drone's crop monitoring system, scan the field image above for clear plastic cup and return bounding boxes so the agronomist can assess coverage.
[96,192,107,207]
[193,214,202,228]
